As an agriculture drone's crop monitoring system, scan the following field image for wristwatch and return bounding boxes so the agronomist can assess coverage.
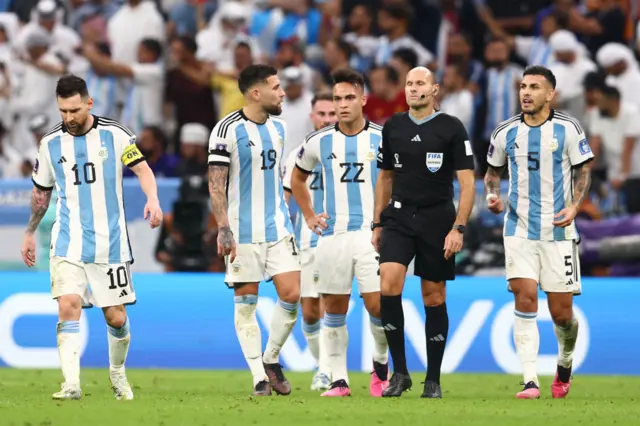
[371,221,383,230]
[452,224,466,234]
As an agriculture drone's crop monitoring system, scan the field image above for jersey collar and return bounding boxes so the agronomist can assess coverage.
[61,114,100,135]
[520,109,555,126]
[334,119,370,136]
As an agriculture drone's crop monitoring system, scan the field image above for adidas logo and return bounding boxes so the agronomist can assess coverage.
[566,278,574,286]
[119,289,128,298]
[411,134,421,142]
[429,334,445,342]
[383,324,396,331]
[327,153,337,160]
[57,156,67,164]
[246,140,255,147]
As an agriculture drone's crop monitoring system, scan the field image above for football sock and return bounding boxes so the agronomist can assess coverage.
[56,320,81,387]
[263,299,298,364]
[107,316,131,369]
[323,313,349,385]
[302,319,321,363]
[425,303,449,384]
[317,318,331,376]
[554,316,579,383]
[514,310,540,386]
[369,315,389,367]
[234,295,267,385]
[381,295,408,374]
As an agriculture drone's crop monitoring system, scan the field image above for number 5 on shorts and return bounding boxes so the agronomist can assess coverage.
[563,255,576,282]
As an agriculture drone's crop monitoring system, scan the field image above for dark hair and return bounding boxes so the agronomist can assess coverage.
[448,63,468,81]
[140,38,163,60]
[583,70,606,90]
[175,35,197,55]
[56,74,89,99]
[332,68,365,89]
[598,85,620,100]
[235,41,251,52]
[391,48,418,69]
[238,64,278,94]
[311,91,333,106]
[371,66,399,85]
[380,4,412,22]
[523,65,556,89]
[331,39,353,60]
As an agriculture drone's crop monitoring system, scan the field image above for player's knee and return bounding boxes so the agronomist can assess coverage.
[103,306,127,328]
[549,305,573,327]
[279,287,300,305]
[514,293,538,313]
[380,265,405,296]
[301,301,321,324]
[422,283,446,307]
[57,295,82,320]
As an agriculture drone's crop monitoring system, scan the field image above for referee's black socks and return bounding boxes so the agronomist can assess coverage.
[425,303,449,384]
[380,295,408,375]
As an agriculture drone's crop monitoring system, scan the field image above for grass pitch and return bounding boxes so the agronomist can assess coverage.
[1,369,639,426]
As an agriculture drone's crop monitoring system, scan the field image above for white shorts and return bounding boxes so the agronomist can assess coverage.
[300,247,320,298]
[315,229,380,295]
[225,235,301,286]
[50,256,137,308]
[504,236,581,294]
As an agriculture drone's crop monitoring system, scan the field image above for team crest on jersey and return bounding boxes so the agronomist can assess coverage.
[365,150,376,162]
[98,147,109,161]
[426,152,443,172]
[547,137,559,152]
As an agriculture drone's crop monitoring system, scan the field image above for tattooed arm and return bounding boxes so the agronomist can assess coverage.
[484,165,504,197]
[208,165,236,260]
[26,187,53,234]
[553,161,592,228]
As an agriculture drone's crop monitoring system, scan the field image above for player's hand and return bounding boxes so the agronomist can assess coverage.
[487,195,504,214]
[444,229,463,260]
[144,199,163,229]
[217,226,237,263]
[21,232,36,267]
[553,204,579,228]
[306,212,329,236]
[371,227,382,253]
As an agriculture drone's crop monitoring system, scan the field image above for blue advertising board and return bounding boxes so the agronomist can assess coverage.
[0,272,638,375]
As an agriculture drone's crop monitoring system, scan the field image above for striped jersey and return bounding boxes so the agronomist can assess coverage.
[484,64,523,139]
[487,110,594,241]
[31,116,144,264]
[208,110,294,244]
[296,121,382,236]
[282,146,323,251]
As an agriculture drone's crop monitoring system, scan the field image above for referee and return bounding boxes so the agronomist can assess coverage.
[371,67,476,398]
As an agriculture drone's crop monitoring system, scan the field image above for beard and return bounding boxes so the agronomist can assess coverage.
[264,103,282,116]
[65,118,87,135]
[523,102,545,115]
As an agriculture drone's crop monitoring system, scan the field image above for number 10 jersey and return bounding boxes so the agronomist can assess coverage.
[208,110,294,244]
[295,121,382,237]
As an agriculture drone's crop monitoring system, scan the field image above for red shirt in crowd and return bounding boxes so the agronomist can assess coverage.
[364,91,408,125]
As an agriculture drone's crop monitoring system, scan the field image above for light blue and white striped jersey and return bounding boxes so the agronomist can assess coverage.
[282,145,323,250]
[484,64,523,139]
[487,111,594,241]
[515,36,554,68]
[208,110,294,244]
[85,70,118,119]
[31,116,140,264]
[296,121,382,236]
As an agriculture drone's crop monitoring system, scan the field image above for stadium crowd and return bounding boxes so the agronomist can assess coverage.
[1,0,639,274]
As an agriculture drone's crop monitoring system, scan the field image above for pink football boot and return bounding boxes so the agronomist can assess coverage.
[369,361,389,397]
[516,381,540,399]
[551,373,571,398]
[321,380,351,397]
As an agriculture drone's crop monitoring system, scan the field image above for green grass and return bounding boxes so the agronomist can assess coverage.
[1,370,640,425]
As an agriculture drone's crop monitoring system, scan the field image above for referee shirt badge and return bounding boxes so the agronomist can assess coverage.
[426,152,443,172]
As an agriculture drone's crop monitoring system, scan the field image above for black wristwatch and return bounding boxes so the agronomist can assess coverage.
[371,222,383,230]
[452,224,466,234]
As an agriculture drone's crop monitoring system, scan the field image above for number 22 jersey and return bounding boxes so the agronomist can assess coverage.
[295,121,382,236]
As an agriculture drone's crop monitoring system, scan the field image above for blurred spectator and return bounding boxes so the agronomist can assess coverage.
[275,40,319,92]
[343,4,378,73]
[14,0,81,66]
[83,42,118,119]
[322,39,352,85]
[439,63,474,134]
[167,0,216,38]
[165,35,216,144]
[363,66,406,125]
[446,32,484,89]
[533,0,575,35]
[209,41,253,119]
[175,122,209,177]
[507,12,566,68]
[596,42,640,109]
[68,0,120,34]
[83,38,164,135]
[280,66,313,160]
[389,47,418,87]
[107,0,165,65]
[375,3,434,68]
[124,125,179,177]
[581,0,626,56]
[549,30,596,123]
[589,85,640,213]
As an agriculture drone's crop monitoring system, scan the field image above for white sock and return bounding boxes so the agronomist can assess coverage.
[554,316,579,368]
[369,315,389,365]
[302,319,321,364]
[323,313,349,385]
[514,310,540,386]
[234,295,267,386]
[263,299,298,364]
[107,317,131,370]
[317,318,331,376]
[56,320,81,387]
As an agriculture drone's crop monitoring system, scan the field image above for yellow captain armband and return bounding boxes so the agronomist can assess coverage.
[122,144,145,168]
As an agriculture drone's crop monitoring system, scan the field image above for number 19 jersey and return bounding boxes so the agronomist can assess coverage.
[295,121,382,236]
[208,110,294,244]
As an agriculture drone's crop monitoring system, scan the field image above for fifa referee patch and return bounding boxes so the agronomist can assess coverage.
[578,139,591,155]
[122,144,144,167]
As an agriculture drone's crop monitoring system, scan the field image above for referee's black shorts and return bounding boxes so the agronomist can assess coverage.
[378,198,456,282]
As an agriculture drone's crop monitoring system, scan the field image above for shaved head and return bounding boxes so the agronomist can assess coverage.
[405,66,439,111]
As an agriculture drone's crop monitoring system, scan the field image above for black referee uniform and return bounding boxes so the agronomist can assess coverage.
[377,110,475,398]
[378,112,475,280]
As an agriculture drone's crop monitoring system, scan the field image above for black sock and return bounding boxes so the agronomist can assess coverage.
[557,365,572,383]
[425,303,449,384]
[381,294,408,375]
